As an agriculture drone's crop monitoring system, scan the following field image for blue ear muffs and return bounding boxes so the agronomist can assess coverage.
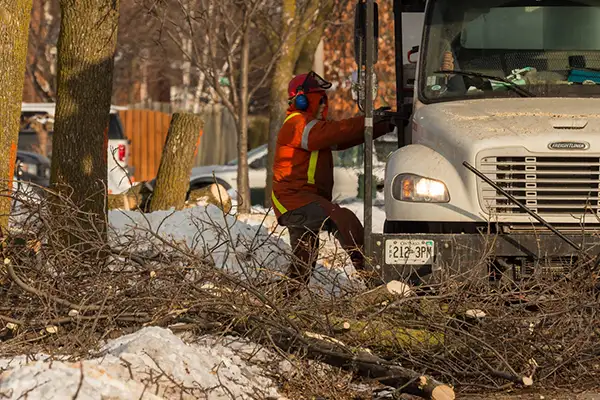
[294,84,309,111]
[295,93,309,110]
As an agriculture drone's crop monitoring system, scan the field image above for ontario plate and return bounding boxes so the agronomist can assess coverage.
[385,239,435,265]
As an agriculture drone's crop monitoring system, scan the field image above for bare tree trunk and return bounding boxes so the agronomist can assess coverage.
[294,0,333,74]
[264,0,334,208]
[237,19,251,214]
[0,0,33,231]
[50,0,119,241]
[149,113,204,212]
[264,0,298,208]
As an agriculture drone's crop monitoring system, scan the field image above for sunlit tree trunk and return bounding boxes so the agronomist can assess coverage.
[50,0,119,242]
[264,0,299,208]
[237,16,251,214]
[0,0,33,231]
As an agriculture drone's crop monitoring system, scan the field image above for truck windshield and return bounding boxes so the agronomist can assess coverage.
[420,0,600,102]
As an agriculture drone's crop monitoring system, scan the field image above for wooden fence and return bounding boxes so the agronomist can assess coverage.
[119,109,172,182]
[119,105,238,183]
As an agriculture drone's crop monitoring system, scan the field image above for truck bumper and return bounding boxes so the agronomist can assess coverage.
[369,233,600,284]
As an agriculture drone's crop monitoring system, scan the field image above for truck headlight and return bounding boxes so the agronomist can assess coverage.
[392,174,450,203]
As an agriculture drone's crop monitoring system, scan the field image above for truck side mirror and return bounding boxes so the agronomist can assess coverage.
[353,1,379,67]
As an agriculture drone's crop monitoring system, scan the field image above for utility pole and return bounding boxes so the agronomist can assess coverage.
[364,0,375,260]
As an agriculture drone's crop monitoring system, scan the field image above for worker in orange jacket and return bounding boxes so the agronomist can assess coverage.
[271,71,393,292]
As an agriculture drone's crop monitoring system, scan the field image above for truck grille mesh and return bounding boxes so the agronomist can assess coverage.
[478,152,600,216]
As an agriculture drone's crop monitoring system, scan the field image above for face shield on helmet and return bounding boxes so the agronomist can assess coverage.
[288,71,333,115]
[301,71,332,93]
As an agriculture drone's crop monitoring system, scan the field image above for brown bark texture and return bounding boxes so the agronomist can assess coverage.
[236,18,251,214]
[50,0,120,235]
[0,0,33,231]
[264,0,334,207]
[294,0,333,74]
[264,0,299,208]
[149,112,204,212]
[268,328,455,400]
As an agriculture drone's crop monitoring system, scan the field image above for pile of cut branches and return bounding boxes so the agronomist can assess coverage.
[2,188,600,399]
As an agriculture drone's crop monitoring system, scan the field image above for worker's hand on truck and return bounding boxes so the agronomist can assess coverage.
[374,107,394,132]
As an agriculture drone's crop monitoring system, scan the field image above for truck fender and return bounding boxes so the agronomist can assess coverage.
[385,144,482,223]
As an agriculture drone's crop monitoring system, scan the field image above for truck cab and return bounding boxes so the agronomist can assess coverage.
[359,0,600,284]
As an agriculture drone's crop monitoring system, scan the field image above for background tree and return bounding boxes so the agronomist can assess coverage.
[144,0,289,214]
[0,0,33,231]
[149,112,204,212]
[24,0,60,102]
[263,0,337,208]
[323,0,396,119]
[50,0,120,239]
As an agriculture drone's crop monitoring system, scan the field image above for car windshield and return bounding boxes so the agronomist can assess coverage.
[420,0,600,102]
[226,144,267,166]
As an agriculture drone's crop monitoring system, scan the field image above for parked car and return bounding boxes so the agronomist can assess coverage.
[180,132,398,205]
[19,103,134,194]
[14,150,51,188]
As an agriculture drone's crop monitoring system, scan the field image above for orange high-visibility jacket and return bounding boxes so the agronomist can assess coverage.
[271,109,388,219]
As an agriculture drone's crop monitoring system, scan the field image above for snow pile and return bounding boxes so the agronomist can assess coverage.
[109,204,290,280]
[108,200,384,295]
[0,327,281,400]
[338,193,386,233]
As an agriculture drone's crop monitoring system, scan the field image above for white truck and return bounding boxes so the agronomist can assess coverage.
[357,0,600,285]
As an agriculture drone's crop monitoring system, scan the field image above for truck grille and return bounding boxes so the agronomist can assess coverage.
[478,152,600,216]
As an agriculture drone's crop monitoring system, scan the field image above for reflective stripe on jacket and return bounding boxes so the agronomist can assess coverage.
[271,108,369,219]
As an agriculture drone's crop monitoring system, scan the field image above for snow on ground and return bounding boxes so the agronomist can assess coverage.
[0,327,282,400]
[338,192,386,233]
[109,203,290,281]
[1,197,386,399]
[110,195,385,295]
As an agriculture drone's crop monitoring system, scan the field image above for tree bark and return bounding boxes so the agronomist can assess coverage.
[149,113,203,212]
[0,0,33,231]
[266,328,455,400]
[264,0,299,208]
[50,0,119,240]
[264,0,334,207]
[294,0,333,74]
[236,16,251,214]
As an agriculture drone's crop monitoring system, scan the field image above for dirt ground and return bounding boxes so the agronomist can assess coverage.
[459,389,600,400]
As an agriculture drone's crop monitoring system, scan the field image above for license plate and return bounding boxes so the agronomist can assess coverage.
[385,239,435,265]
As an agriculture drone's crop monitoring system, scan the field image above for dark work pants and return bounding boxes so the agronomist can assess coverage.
[278,200,365,288]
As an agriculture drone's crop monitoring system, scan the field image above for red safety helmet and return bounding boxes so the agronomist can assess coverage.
[287,71,332,99]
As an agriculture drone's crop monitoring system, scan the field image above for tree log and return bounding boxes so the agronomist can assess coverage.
[268,327,455,400]
[108,182,231,214]
[149,112,204,212]
[107,181,153,211]
[185,183,232,213]
[358,280,413,306]
[326,316,443,349]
